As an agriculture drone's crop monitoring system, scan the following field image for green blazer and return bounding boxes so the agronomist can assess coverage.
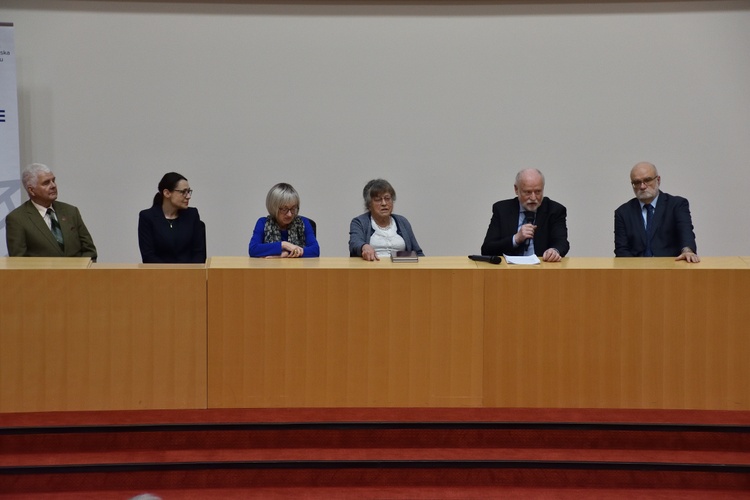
[5,200,97,260]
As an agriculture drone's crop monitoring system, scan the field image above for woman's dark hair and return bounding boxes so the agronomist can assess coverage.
[153,172,187,206]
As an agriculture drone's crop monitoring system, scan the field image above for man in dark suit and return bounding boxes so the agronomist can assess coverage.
[481,168,569,262]
[5,163,97,260]
[614,161,698,263]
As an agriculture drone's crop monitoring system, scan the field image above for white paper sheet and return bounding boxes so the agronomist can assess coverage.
[503,254,541,265]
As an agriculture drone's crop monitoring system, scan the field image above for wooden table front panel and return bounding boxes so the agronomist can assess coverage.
[208,260,483,408]
[0,266,207,412]
[483,261,750,409]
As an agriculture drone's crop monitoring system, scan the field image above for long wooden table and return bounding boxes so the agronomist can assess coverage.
[1,256,748,412]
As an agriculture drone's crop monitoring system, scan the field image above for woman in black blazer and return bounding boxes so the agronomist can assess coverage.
[138,172,206,263]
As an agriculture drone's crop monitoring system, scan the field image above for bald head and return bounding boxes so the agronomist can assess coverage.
[515,168,545,188]
[630,162,658,179]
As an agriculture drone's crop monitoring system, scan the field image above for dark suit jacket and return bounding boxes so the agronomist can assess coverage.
[481,197,570,257]
[138,205,206,263]
[5,200,97,259]
[614,191,697,257]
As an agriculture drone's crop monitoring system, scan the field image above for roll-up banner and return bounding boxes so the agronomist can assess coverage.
[0,23,21,256]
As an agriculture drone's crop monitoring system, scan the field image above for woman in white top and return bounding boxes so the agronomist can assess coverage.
[348,179,424,261]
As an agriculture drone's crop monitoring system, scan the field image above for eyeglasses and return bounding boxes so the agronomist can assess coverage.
[373,196,393,205]
[631,177,657,188]
[173,189,193,197]
[278,206,299,215]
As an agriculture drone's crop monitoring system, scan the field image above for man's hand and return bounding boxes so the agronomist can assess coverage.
[542,248,562,262]
[676,248,700,263]
[515,223,536,245]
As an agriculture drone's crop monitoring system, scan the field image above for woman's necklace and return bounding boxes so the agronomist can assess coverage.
[165,213,178,229]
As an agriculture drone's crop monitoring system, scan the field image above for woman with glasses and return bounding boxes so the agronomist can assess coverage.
[349,178,424,261]
[138,172,206,263]
[249,182,320,258]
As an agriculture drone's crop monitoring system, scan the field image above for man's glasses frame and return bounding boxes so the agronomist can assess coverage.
[631,177,658,188]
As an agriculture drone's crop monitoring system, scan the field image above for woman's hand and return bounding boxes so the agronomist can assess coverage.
[281,241,304,258]
[361,244,379,261]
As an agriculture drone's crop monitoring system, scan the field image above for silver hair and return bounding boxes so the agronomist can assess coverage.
[265,183,300,219]
[514,168,545,187]
[22,163,53,189]
[362,179,396,211]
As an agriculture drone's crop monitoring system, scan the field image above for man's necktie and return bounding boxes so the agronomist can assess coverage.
[522,210,536,254]
[644,204,654,257]
[47,208,64,249]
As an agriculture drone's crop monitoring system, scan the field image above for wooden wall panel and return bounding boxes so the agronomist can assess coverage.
[0,265,207,412]
[207,257,484,407]
[483,260,750,409]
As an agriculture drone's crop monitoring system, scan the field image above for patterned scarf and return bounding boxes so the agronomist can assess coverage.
[263,215,306,247]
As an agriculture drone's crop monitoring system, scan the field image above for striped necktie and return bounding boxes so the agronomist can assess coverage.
[46,208,64,249]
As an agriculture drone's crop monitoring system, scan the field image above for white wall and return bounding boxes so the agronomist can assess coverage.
[1,1,749,262]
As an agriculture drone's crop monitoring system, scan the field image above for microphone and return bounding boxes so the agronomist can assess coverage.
[468,255,502,264]
[522,210,536,252]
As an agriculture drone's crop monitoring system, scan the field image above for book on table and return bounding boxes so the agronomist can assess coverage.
[391,250,418,262]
